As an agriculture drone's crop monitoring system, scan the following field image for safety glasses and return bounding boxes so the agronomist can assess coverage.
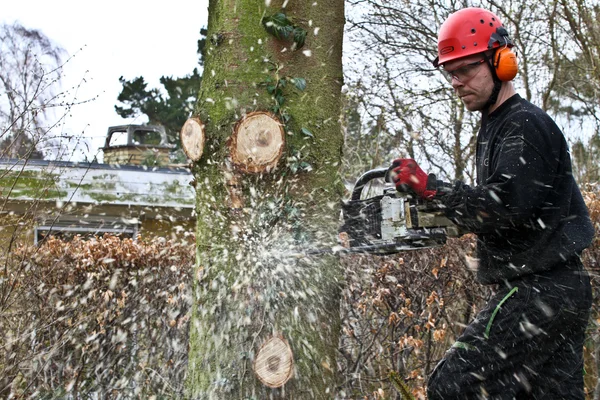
[440,59,486,83]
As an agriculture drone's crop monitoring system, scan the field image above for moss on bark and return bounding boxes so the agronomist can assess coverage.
[187,0,345,398]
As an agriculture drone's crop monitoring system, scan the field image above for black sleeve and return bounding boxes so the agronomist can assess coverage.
[436,112,562,234]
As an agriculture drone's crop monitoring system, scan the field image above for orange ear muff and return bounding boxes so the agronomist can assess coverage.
[493,47,518,81]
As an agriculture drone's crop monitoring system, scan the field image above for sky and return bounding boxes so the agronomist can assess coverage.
[1,0,209,162]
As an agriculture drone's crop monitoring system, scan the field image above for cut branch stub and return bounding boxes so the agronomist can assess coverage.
[254,335,294,388]
[180,117,205,162]
[230,111,285,173]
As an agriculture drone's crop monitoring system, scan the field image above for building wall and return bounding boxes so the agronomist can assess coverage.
[0,159,196,253]
[139,218,196,242]
[0,213,34,254]
[0,212,195,255]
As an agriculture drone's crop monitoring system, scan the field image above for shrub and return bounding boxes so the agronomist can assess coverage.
[0,234,194,398]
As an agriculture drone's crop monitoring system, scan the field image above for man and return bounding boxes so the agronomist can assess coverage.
[391,7,595,399]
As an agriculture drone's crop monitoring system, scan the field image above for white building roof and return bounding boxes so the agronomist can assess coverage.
[0,159,195,210]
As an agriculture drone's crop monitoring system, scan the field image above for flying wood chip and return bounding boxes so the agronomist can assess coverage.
[180,117,205,162]
[230,111,285,173]
[254,335,294,388]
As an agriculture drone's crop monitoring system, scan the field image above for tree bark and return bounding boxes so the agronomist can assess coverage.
[186,0,345,398]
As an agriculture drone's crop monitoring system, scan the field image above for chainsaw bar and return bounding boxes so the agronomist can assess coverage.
[300,241,439,257]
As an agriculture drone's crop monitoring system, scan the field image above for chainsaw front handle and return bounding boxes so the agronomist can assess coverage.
[350,167,389,201]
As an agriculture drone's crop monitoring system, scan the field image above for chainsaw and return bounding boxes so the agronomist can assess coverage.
[306,167,459,256]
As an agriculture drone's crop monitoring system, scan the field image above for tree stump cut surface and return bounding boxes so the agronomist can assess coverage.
[180,117,205,161]
[230,112,285,173]
[254,335,294,388]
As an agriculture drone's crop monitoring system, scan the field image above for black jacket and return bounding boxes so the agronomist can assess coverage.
[437,94,594,284]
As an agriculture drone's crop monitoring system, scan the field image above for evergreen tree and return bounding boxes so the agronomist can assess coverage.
[114,29,206,162]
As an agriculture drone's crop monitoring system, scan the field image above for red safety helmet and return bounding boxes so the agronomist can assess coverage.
[433,7,513,68]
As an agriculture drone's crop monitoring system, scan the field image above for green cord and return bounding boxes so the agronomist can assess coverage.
[452,341,477,351]
[484,286,519,339]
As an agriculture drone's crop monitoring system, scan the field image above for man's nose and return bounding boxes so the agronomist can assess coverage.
[451,77,463,89]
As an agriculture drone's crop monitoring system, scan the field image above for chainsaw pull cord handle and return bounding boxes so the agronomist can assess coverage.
[350,167,389,200]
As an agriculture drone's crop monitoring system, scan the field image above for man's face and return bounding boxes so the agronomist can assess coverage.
[442,53,494,112]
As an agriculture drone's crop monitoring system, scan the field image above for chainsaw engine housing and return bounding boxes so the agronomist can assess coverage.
[340,168,458,254]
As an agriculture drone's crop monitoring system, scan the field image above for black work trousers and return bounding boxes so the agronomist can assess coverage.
[427,257,592,399]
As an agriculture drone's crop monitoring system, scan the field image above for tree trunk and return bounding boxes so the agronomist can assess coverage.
[186,0,345,398]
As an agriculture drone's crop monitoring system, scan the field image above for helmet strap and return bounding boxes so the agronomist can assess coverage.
[483,52,503,109]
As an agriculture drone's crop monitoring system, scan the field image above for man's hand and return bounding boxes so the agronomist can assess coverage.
[390,158,437,200]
